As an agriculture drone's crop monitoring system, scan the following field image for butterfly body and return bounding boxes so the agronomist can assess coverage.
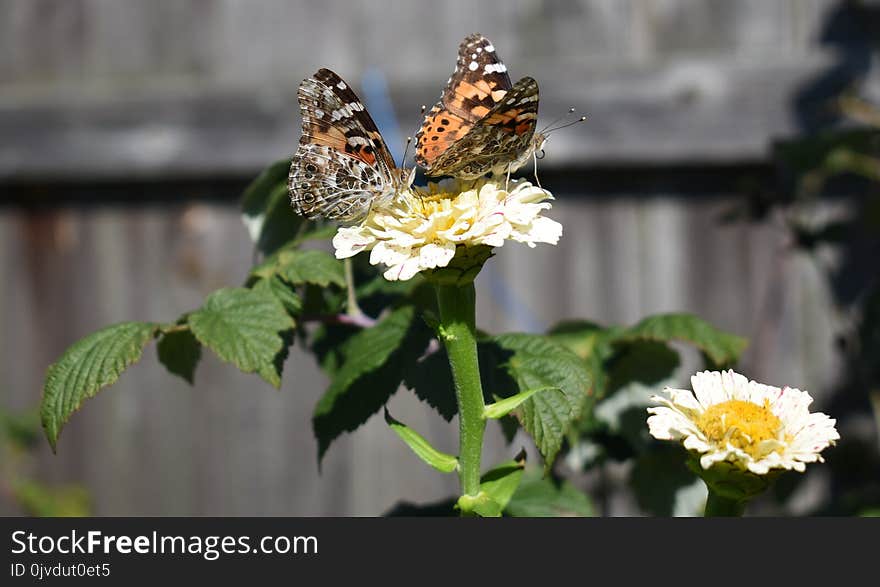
[415,33,542,180]
[289,68,413,222]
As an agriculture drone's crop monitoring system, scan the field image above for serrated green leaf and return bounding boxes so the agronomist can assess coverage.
[547,320,610,361]
[313,305,433,462]
[403,348,458,422]
[615,313,747,367]
[505,471,594,517]
[253,249,345,288]
[41,321,159,451]
[404,340,516,423]
[299,283,346,317]
[494,334,591,470]
[252,275,303,316]
[547,320,617,426]
[384,408,458,473]
[279,249,345,287]
[188,287,294,388]
[480,457,526,511]
[308,322,362,377]
[484,386,559,419]
[156,328,202,384]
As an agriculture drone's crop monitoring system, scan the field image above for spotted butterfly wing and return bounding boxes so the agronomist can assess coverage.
[415,33,541,179]
[289,68,411,221]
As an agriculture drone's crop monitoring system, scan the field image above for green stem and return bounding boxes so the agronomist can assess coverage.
[435,282,485,499]
[704,488,747,517]
[343,258,363,317]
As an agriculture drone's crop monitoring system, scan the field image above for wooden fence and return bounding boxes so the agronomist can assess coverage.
[1,0,874,515]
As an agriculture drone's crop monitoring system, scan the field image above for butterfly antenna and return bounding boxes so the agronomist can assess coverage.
[539,107,577,134]
[400,135,413,169]
[545,113,588,134]
[399,104,428,169]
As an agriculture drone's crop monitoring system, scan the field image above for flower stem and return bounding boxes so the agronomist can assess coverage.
[435,282,485,500]
[704,488,747,517]
[343,258,363,317]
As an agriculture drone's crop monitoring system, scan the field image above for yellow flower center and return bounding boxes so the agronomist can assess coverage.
[403,190,454,218]
[697,399,783,458]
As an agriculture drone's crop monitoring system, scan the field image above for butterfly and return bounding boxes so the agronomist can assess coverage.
[414,33,545,180]
[288,68,414,222]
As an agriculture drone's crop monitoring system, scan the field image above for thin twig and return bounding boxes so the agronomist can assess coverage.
[299,313,377,329]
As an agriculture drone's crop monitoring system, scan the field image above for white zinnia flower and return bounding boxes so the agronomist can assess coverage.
[647,370,839,475]
[332,178,562,281]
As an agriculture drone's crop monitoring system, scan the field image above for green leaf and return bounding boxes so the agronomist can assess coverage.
[403,348,458,422]
[548,320,613,360]
[404,340,517,423]
[188,287,294,387]
[457,492,502,517]
[493,334,591,470]
[484,386,559,419]
[774,129,880,179]
[279,249,345,287]
[606,340,680,394]
[479,455,526,511]
[0,408,41,449]
[547,321,617,436]
[254,249,345,289]
[156,328,202,384]
[12,480,90,517]
[240,158,307,256]
[241,158,291,220]
[41,321,159,451]
[631,445,703,516]
[615,313,747,367]
[308,322,362,378]
[313,305,433,462]
[384,408,458,473]
[252,275,303,316]
[292,221,337,246]
[299,283,346,318]
[505,471,594,517]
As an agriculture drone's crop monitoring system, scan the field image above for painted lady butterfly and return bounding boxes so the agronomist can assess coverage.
[289,68,414,221]
[415,33,544,180]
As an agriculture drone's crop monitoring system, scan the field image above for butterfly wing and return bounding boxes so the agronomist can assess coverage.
[433,76,541,179]
[415,33,514,174]
[289,68,398,221]
[289,143,390,220]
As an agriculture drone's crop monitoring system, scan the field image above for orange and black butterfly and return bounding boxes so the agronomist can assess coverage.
[289,68,414,221]
[415,33,545,180]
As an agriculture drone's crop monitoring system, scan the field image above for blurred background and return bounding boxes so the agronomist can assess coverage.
[1,0,878,516]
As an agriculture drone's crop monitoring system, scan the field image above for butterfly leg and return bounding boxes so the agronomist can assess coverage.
[505,165,512,191]
[533,150,542,189]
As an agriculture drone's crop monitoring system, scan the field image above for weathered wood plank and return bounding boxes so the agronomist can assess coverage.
[4,55,876,182]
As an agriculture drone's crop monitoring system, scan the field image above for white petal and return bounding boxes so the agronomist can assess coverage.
[418,242,456,269]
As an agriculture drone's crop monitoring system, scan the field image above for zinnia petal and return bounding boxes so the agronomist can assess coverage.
[329,178,561,281]
[647,369,839,476]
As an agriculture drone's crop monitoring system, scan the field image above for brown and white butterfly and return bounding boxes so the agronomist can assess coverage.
[289,68,414,222]
[415,33,546,180]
